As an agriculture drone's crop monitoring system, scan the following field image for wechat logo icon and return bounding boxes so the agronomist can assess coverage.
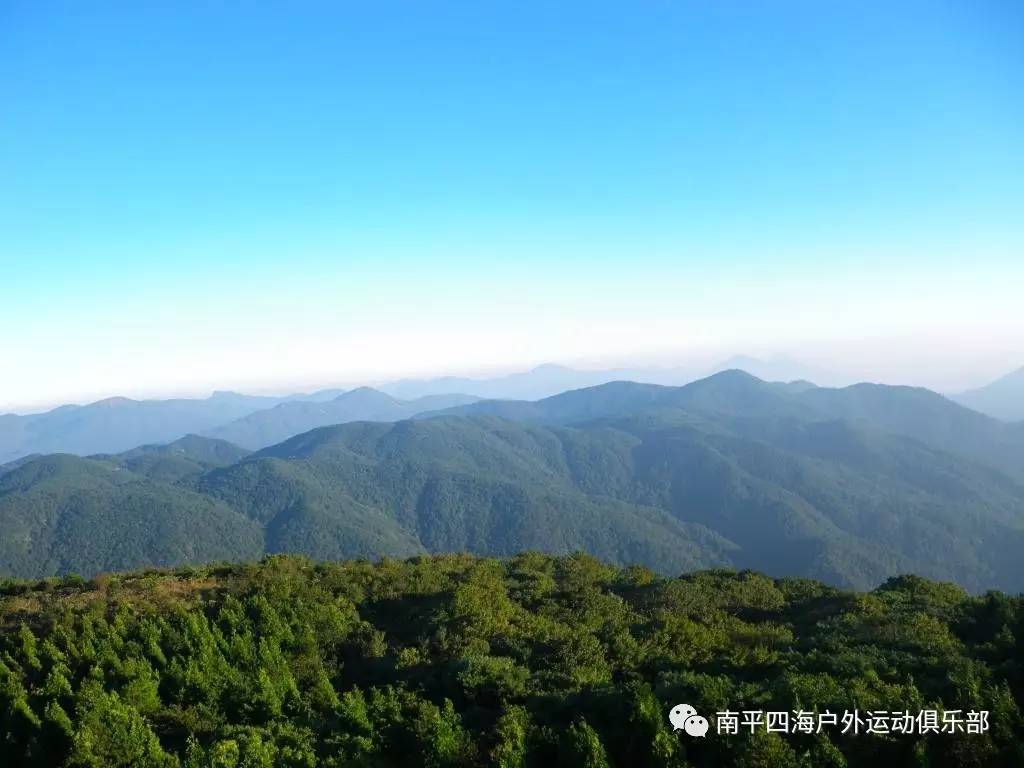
[669,704,709,737]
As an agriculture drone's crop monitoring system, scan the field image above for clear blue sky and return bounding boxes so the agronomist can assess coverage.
[2,1,1022,409]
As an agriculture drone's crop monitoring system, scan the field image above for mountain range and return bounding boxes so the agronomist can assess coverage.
[953,366,1024,421]
[378,356,845,400]
[427,373,1024,479]
[0,356,851,464]
[4,360,1021,468]
[378,363,635,401]
[2,370,1023,592]
[0,389,345,465]
[0,388,476,464]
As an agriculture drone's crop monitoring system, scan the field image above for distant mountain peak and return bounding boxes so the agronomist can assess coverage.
[170,433,246,450]
[94,396,136,407]
[952,364,1024,421]
[335,386,398,403]
[704,368,764,383]
[682,369,771,396]
[709,354,839,386]
[980,365,1024,387]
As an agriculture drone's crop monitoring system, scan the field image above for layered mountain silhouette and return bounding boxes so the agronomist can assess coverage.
[378,356,841,400]
[0,388,475,463]
[0,357,843,464]
[378,363,626,401]
[707,354,842,385]
[2,371,1023,591]
[0,390,332,464]
[429,370,1024,480]
[205,389,480,449]
[954,366,1024,421]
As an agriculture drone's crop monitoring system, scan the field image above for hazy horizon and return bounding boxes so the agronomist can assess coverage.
[3,346,1021,415]
[3,2,1022,412]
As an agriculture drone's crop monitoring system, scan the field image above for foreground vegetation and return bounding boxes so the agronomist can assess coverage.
[1,553,1022,767]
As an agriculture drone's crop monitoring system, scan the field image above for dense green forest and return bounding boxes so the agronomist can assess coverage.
[3,371,1024,591]
[0,553,1021,767]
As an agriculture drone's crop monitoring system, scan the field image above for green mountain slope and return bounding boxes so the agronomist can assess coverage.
[91,434,252,482]
[197,456,426,561]
[798,382,1024,479]
[422,371,816,423]
[0,454,263,578]
[591,412,1024,590]
[435,370,1024,479]
[202,418,734,574]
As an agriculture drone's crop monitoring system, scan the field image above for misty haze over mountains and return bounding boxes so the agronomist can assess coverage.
[953,366,1024,421]
[4,355,1019,465]
[378,356,847,401]
[207,390,481,450]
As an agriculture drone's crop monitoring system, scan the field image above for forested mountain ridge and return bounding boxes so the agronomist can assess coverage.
[0,553,1020,767]
[1,370,1024,590]
[93,434,253,483]
[430,370,1024,479]
[5,369,1018,473]
[0,453,264,578]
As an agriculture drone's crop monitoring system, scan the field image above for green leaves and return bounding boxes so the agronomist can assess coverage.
[68,687,175,767]
[560,719,611,768]
[0,553,1022,766]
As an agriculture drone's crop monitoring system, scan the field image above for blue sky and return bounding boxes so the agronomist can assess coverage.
[2,1,1022,409]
